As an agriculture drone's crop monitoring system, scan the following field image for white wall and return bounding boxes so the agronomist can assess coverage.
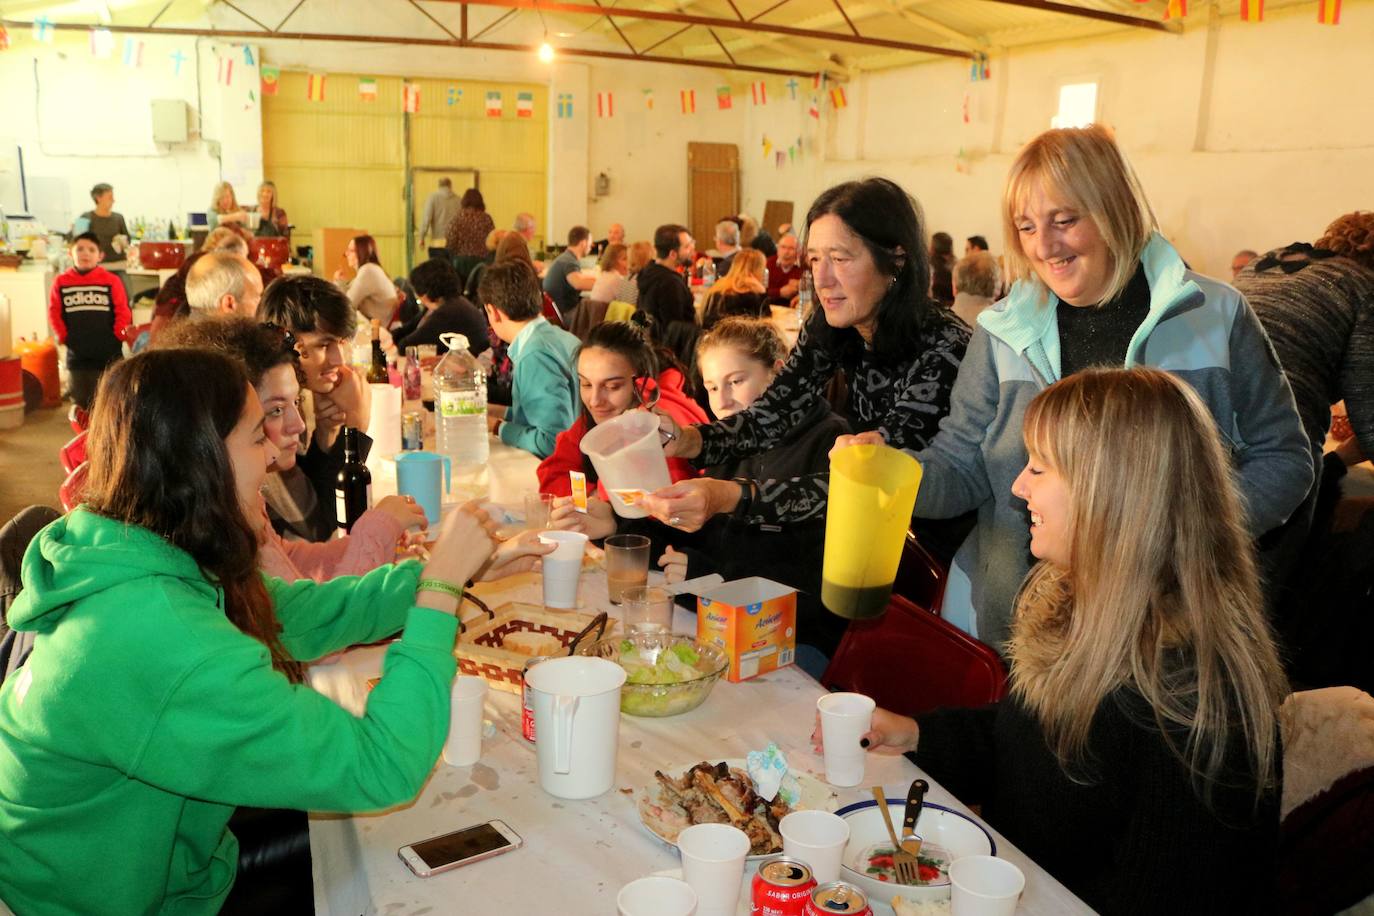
[0,30,262,235]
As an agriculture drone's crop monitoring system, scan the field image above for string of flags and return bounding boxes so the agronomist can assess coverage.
[1132,0,1338,23]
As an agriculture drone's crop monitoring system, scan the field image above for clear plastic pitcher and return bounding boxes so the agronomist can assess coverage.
[578,411,672,518]
[822,444,922,619]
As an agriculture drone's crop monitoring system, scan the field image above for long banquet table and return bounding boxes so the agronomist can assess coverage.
[308,439,1094,915]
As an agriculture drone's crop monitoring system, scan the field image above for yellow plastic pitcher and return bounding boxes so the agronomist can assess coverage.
[822,444,922,619]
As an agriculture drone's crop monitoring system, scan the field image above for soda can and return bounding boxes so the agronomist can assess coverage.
[752,855,816,916]
[802,881,871,916]
[402,411,424,451]
[521,656,552,742]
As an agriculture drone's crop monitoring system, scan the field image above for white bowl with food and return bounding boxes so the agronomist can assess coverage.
[835,799,995,905]
[638,760,837,859]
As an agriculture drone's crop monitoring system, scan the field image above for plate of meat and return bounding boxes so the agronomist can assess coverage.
[637,760,837,858]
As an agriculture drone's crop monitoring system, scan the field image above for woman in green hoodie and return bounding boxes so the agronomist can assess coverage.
[0,349,544,915]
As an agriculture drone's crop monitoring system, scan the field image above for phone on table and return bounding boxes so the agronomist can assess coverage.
[398,820,523,878]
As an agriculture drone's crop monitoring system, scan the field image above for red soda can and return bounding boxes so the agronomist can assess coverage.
[521,656,552,742]
[752,855,816,916]
[802,881,872,916]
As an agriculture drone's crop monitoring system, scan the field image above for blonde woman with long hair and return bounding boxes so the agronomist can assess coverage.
[700,248,768,329]
[207,181,249,229]
[817,367,1288,914]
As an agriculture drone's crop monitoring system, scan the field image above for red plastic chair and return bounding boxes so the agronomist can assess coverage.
[59,462,89,513]
[892,531,948,615]
[68,404,89,432]
[821,594,1008,720]
[59,430,88,474]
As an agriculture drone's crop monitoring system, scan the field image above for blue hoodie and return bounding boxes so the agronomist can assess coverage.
[913,233,1313,649]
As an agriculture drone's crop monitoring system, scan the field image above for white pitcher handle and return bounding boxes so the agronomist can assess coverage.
[553,695,579,774]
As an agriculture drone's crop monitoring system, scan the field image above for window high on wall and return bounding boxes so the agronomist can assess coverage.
[1051,82,1098,129]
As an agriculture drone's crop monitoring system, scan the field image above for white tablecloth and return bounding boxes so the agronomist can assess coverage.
[307,453,1094,914]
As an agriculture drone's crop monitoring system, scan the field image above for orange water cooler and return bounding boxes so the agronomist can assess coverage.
[16,336,61,408]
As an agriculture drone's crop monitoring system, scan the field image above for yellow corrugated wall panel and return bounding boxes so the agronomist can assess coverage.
[264,71,548,275]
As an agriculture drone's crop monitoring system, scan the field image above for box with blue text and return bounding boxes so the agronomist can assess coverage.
[696,577,796,683]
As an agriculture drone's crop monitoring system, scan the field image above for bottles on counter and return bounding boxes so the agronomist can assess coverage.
[366,319,389,385]
[334,427,371,534]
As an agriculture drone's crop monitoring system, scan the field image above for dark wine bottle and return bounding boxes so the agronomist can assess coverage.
[334,427,371,533]
[366,319,389,385]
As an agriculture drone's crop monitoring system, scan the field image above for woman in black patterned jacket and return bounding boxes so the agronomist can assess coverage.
[647,178,969,533]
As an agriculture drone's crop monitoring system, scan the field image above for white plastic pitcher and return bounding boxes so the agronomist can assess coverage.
[578,411,672,518]
[527,656,627,799]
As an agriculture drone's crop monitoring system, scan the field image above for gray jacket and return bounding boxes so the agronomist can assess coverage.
[913,233,1313,650]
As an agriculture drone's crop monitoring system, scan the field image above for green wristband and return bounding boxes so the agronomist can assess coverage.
[417,578,465,602]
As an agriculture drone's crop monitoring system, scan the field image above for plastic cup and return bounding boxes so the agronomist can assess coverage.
[441,675,487,767]
[623,585,673,634]
[524,492,554,530]
[779,810,850,884]
[677,823,749,915]
[538,530,588,608]
[617,875,698,916]
[605,534,651,604]
[950,855,1025,916]
[817,692,875,787]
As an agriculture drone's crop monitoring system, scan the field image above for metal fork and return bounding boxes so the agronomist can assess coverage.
[870,787,920,886]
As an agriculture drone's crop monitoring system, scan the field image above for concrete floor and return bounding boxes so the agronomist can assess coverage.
[0,405,76,526]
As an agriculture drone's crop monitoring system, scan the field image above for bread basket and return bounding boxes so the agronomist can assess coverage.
[455,601,611,694]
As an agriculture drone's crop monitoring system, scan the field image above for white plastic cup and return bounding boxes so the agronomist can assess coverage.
[779,810,851,884]
[949,855,1026,916]
[677,823,750,915]
[441,675,488,767]
[816,692,876,787]
[538,530,588,608]
[617,875,698,916]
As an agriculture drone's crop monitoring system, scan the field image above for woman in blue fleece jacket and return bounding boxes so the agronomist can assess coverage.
[887,125,1312,650]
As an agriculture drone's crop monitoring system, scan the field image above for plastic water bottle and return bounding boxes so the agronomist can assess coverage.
[433,333,489,491]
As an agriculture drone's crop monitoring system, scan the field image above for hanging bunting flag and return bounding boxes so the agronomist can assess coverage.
[775,151,786,168]
[122,38,144,68]
[751,81,768,105]
[557,92,573,118]
[789,144,797,163]
[597,91,614,117]
[0,26,10,51]
[242,46,254,66]
[90,28,114,59]
[1317,0,1340,24]
[1239,0,1263,20]
[642,88,654,110]
[358,77,377,101]
[307,73,326,102]
[32,16,54,44]
[447,86,463,105]
[716,85,732,110]
[830,86,847,110]
[261,65,280,95]
[762,135,773,159]
[784,78,799,100]
[812,72,824,90]
[807,96,820,119]
[1164,0,1186,19]
[403,84,421,113]
[517,91,534,118]
[218,57,234,86]
[486,90,503,117]
[681,89,696,114]
[169,49,188,76]
[970,52,990,82]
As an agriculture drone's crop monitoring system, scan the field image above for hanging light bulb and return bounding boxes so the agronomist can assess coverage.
[538,41,555,63]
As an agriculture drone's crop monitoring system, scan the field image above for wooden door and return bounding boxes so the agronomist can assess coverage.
[687,142,739,253]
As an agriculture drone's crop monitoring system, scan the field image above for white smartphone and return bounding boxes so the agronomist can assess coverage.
[398,820,523,878]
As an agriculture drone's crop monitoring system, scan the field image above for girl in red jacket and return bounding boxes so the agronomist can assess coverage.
[537,320,707,498]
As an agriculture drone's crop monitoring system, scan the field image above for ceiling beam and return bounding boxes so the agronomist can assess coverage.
[425,0,973,58]
[868,0,982,50]
[974,0,1178,33]
[0,18,822,76]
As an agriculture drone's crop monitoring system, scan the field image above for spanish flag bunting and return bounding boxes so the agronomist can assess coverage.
[358,77,377,101]
[307,73,326,102]
[1164,0,1186,19]
[1240,0,1263,20]
[830,86,847,110]
[716,86,732,110]
[597,91,614,117]
[812,72,824,90]
[681,89,696,114]
[403,83,421,114]
[751,81,767,105]
[1317,0,1340,24]
[261,65,280,96]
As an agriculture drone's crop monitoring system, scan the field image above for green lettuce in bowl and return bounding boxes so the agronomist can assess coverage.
[577,632,728,717]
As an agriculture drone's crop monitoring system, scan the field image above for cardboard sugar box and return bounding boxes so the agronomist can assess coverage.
[696,577,797,682]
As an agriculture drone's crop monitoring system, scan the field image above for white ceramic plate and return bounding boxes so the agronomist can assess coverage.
[835,799,995,905]
[638,759,838,860]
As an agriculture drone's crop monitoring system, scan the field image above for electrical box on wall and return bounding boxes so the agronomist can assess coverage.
[151,100,190,144]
